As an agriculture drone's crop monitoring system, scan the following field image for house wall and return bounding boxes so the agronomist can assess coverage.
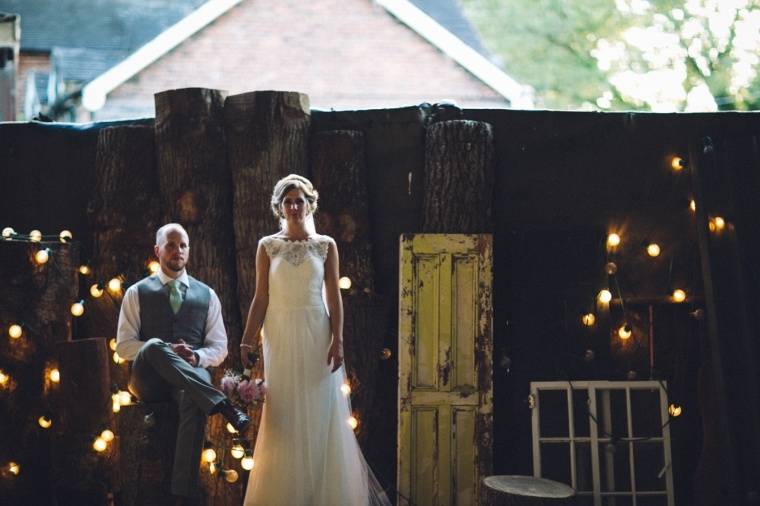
[16,51,48,119]
[97,0,505,120]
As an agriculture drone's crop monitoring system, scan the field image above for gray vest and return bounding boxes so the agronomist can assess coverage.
[136,275,211,349]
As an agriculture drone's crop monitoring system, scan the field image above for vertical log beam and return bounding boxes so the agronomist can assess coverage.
[225,90,311,321]
[422,120,495,233]
[154,87,241,505]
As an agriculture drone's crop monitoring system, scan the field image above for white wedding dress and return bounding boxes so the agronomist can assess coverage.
[243,235,390,506]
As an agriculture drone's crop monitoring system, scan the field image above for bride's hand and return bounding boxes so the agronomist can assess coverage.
[327,340,344,373]
[240,342,255,368]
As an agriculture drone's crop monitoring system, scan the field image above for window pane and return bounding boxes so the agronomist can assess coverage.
[630,388,662,438]
[636,495,668,506]
[634,441,666,491]
[573,388,591,437]
[539,390,568,437]
[575,442,593,492]
[602,495,633,506]
[598,441,631,492]
[595,389,629,440]
[540,442,570,485]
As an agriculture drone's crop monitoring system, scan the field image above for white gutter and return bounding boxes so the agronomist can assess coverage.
[81,0,243,111]
[376,0,534,109]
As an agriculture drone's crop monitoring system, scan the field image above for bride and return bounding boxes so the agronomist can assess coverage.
[240,174,390,506]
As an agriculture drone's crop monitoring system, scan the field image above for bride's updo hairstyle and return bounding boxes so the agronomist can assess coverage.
[270,174,319,218]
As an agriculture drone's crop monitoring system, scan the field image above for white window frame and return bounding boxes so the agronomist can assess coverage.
[530,380,675,506]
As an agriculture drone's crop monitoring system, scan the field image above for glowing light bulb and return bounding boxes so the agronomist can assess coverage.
[668,404,682,417]
[109,338,117,351]
[100,429,115,442]
[59,230,73,242]
[38,416,53,429]
[90,284,104,298]
[79,265,91,275]
[598,290,612,304]
[0,370,9,387]
[607,233,621,248]
[671,156,685,171]
[118,390,132,406]
[224,469,239,483]
[226,422,238,434]
[209,461,217,474]
[618,324,632,340]
[93,437,107,452]
[689,200,696,212]
[148,260,160,274]
[70,301,85,317]
[202,448,217,464]
[35,248,50,265]
[112,394,121,413]
[8,324,23,339]
[713,216,725,231]
[672,289,686,303]
[230,443,245,459]
[338,276,352,290]
[8,462,19,475]
[605,262,618,275]
[340,383,351,396]
[241,451,254,471]
[49,368,60,383]
[113,352,125,365]
[347,416,359,430]
[646,243,661,257]
[29,230,42,242]
[2,227,15,238]
[107,277,122,294]
[581,313,596,326]
[380,348,392,360]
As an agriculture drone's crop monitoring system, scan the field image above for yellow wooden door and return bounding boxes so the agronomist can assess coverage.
[398,234,493,506]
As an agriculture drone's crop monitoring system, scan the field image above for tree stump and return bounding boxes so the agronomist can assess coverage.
[87,124,160,389]
[310,129,375,294]
[155,87,243,505]
[52,337,113,504]
[114,402,179,506]
[225,90,311,322]
[482,476,577,506]
[422,119,495,233]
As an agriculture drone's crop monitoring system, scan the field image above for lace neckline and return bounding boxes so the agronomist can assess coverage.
[271,235,318,243]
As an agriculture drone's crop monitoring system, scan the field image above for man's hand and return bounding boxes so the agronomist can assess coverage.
[170,340,198,367]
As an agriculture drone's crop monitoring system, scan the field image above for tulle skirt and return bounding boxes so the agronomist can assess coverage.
[243,305,390,506]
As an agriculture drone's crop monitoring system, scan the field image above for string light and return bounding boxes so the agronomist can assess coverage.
[209,462,217,474]
[113,352,125,365]
[646,243,661,257]
[8,462,19,475]
[605,262,618,275]
[93,437,107,452]
[59,230,73,242]
[668,404,682,417]
[34,248,50,265]
[38,415,52,429]
[241,450,254,470]
[148,260,160,274]
[79,265,91,275]
[597,290,612,304]
[713,216,725,230]
[8,324,23,339]
[0,370,9,387]
[606,233,621,248]
[70,300,85,317]
[226,422,238,434]
[224,469,239,483]
[109,338,117,351]
[689,200,696,212]
[618,324,632,340]
[112,394,121,413]
[2,227,15,239]
[118,390,132,406]
[347,415,359,430]
[338,276,352,290]
[380,348,392,360]
[581,313,596,326]
[49,368,60,383]
[100,430,115,442]
[670,156,685,171]
[107,277,123,294]
[29,230,42,242]
[340,383,351,396]
[230,442,245,459]
[202,443,217,463]
[672,289,686,303]
[90,284,104,298]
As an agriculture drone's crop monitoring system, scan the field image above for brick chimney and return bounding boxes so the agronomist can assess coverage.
[0,13,20,121]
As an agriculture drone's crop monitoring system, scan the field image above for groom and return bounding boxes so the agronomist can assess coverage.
[116,223,249,501]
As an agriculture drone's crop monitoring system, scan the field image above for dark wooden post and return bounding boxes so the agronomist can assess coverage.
[155,87,242,505]
[87,124,160,388]
[422,119,495,233]
[225,90,311,322]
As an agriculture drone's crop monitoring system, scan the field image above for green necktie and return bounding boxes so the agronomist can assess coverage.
[168,279,183,314]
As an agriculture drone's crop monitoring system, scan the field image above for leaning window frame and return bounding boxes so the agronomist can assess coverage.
[530,380,675,506]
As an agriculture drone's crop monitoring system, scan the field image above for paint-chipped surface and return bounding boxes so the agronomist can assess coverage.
[398,234,493,505]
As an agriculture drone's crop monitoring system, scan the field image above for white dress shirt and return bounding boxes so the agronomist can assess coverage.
[116,269,229,369]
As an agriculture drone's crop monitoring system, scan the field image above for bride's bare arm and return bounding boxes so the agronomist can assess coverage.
[324,239,344,372]
[240,242,270,364]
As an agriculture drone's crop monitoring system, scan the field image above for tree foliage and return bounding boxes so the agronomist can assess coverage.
[460,0,760,111]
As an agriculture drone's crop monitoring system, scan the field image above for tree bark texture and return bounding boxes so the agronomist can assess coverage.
[155,87,243,505]
[225,90,311,321]
[0,240,79,504]
[422,120,495,233]
[310,129,375,294]
[87,124,160,389]
[482,475,577,506]
[52,337,113,504]
[114,402,178,506]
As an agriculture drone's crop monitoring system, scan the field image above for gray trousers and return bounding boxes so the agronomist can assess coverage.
[128,338,226,497]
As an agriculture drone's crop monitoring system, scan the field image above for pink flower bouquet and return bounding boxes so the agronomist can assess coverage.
[221,370,266,409]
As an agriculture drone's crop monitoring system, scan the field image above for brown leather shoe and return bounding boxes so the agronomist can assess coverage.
[214,399,250,432]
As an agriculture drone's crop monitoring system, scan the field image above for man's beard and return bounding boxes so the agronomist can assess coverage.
[167,260,185,272]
